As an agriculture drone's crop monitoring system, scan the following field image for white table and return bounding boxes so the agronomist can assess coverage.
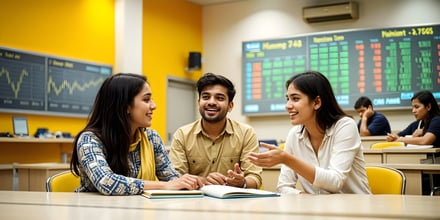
[0,191,438,220]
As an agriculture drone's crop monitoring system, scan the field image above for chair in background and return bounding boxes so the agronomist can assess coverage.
[46,170,80,192]
[366,166,406,194]
[370,142,404,149]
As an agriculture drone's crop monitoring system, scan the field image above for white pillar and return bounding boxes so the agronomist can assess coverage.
[115,0,142,74]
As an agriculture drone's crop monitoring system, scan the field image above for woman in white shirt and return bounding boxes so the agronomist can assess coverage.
[248,71,371,194]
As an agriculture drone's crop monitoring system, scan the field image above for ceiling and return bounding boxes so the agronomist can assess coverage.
[186,0,241,5]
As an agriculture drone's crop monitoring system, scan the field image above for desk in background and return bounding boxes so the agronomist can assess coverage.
[262,165,281,192]
[0,164,14,190]
[367,163,440,195]
[361,147,440,195]
[0,191,439,220]
[360,135,387,149]
[262,162,440,195]
[363,148,440,164]
[15,163,70,191]
[0,137,74,164]
[362,148,384,163]
[382,147,439,164]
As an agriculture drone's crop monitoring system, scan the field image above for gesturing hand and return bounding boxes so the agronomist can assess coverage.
[226,163,246,188]
[248,142,284,167]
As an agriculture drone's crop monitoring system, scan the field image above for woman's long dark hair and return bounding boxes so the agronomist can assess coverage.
[286,71,349,131]
[411,90,440,133]
[71,73,147,176]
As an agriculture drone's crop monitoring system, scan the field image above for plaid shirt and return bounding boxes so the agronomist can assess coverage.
[75,129,179,195]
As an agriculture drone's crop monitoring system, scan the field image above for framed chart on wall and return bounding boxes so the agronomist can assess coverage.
[0,47,112,117]
[242,23,440,116]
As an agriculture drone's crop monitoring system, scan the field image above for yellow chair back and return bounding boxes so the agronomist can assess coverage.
[371,142,404,149]
[46,170,80,192]
[365,166,406,194]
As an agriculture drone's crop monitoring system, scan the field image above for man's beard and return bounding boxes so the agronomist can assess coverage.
[200,110,225,123]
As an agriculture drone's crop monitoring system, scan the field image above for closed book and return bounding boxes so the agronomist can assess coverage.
[142,189,203,199]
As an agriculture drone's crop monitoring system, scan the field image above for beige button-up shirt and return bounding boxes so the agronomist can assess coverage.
[169,118,262,188]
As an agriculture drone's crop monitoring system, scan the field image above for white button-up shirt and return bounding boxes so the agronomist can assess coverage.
[278,117,371,194]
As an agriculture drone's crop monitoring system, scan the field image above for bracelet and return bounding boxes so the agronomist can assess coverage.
[242,178,247,188]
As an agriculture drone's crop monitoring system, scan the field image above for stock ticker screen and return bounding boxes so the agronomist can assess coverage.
[242,24,440,115]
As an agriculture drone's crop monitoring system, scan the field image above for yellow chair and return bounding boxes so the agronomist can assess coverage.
[371,142,404,149]
[366,166,406,194]
[46,170,80,192]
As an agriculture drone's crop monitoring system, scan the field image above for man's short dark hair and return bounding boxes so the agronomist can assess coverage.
[196,73,236,102]
[354,96,373,109]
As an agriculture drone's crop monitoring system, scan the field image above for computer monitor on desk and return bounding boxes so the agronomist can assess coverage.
[12,116,29,137]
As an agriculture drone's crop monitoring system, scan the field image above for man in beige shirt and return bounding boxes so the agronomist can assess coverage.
[169,73,262,189]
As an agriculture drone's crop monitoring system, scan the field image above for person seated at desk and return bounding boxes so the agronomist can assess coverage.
[386,90,440,147]
[248,71,371,195]
[386,90,440,195]
[169,73,262,189]
[70,73,202,196]
[354,96,391,136]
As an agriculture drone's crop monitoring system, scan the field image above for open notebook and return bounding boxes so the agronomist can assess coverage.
[143,185,279,199]
[200,185,280,199]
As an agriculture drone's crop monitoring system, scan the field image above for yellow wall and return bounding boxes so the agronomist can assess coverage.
[143,0,203,141]
[0,0,203,141]
[0,0,115,136]
[0,0,202,163]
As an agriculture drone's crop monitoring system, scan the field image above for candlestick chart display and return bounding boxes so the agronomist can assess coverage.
[0,47,112,117]
[242,24,440,115]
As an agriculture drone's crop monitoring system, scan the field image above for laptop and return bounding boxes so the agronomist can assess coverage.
[12,116,29,137]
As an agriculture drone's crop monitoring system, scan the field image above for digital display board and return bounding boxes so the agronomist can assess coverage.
[0,47,112,117]
[242,24,440,115]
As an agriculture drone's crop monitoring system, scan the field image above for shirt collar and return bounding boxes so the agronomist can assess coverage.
[297,123,334,140]
[193,118,234,136]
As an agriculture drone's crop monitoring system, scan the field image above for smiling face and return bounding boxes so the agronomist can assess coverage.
[285,83,320,127]
[411,98,430,121]
[127,82,156,131]
[198,84,233,123]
